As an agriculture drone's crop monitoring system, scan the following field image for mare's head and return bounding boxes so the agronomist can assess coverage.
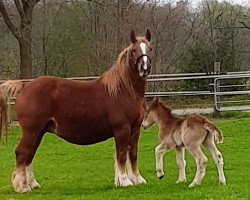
[102,29,152,97]
[142,97,172,130]
[130,29,152,77]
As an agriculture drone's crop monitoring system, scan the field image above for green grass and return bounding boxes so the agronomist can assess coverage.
[0,118,250,200]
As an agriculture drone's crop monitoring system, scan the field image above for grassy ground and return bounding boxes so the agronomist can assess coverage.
[0,117,249,200]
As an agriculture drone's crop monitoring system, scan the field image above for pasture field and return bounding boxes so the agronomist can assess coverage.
[0,117,249,200]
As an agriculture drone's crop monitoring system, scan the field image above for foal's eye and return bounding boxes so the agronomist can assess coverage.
[132,49,136,52]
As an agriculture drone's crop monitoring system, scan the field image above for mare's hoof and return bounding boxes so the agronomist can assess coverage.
[29,180,41,190]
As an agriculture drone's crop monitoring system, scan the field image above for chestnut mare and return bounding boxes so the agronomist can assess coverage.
[0,30,152,193]
[142,97,226,187]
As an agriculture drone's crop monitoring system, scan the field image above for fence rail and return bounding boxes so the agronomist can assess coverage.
[1,71,250,112]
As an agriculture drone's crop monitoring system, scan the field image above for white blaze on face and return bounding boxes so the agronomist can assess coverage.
[139,43,148,70]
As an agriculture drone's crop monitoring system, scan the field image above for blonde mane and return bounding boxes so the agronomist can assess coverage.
[101,37,148,97]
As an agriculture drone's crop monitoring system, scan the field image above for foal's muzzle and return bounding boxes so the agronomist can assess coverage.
[141,120,150,130]
[141,124,148,130]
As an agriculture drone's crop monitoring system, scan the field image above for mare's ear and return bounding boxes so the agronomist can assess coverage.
[145,29,151,42]
[151,96,159,109]
[130,30,137,44]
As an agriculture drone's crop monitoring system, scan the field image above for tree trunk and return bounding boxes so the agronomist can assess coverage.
[19,37,32,79]
[19,7,33,79]
[0,0,39,79]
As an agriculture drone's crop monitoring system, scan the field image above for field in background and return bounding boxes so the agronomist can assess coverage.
[0,117,249,200]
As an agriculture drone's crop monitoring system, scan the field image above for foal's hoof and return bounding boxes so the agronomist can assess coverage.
[157,171,164,179]
[188,183,195,188]
[175,179,186,184]
[158,175,164,180]
[219,181,226,186]
[188,182,200,188]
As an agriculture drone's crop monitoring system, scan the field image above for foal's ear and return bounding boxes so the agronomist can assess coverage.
[130,30,137,44]
[151,96,159,109]
[145,29,151,42]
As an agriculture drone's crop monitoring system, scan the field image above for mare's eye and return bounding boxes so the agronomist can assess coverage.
[149,47,152,52]
[132,49,136,52]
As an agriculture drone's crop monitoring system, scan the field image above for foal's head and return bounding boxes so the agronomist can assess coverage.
[130,29,152,77]
[142,97,172,130]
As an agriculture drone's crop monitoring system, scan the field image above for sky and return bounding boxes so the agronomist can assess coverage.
[189,0,250,7]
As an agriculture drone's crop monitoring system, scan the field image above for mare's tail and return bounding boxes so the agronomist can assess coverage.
[204,121,224,144]
[0,80,26,143]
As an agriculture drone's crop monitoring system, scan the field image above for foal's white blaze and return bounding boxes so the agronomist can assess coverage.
[139,43,148,70]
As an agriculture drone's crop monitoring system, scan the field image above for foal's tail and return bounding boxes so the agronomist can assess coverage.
[204,122,224,144]
[0,80,26,143]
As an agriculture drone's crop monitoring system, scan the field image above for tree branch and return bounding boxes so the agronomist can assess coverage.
[0,0,20,39]
[30,0,41,7]
[238,21,250,29]
[14,0,25,20]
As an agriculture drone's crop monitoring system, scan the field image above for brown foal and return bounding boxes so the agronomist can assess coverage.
[142,97,226,187]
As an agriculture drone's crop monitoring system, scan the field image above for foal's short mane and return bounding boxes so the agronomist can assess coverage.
[101,37,148,97]
[158,101,172,114]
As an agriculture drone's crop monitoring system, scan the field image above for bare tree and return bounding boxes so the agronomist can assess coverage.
[0,0,40,78]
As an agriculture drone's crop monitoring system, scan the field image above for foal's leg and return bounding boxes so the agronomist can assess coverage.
[114,125,133,187]
[186,145,208,187]
[12,129,44,193]
[155,142,168,179]
[175,146,186,183]
[203,139,226,185]
[126,127,146,185]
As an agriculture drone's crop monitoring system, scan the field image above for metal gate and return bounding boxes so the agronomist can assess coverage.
[213,74,250,111]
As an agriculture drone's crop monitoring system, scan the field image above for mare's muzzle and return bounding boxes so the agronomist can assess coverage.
[139,65,151,77]
[137,54,151,77]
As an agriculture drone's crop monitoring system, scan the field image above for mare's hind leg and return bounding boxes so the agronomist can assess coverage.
[114,125,133,187]
[203,137,226,185]
[185,145,207,187]
[12,129,44,193]
[126,127,146,185]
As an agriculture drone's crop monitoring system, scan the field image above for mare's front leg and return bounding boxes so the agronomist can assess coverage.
[12,128,44,193]
[114,124,133,187]
[126,125,146,185]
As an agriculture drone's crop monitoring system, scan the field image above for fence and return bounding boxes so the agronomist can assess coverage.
[213,74,250,111]
[1,71,250,113]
